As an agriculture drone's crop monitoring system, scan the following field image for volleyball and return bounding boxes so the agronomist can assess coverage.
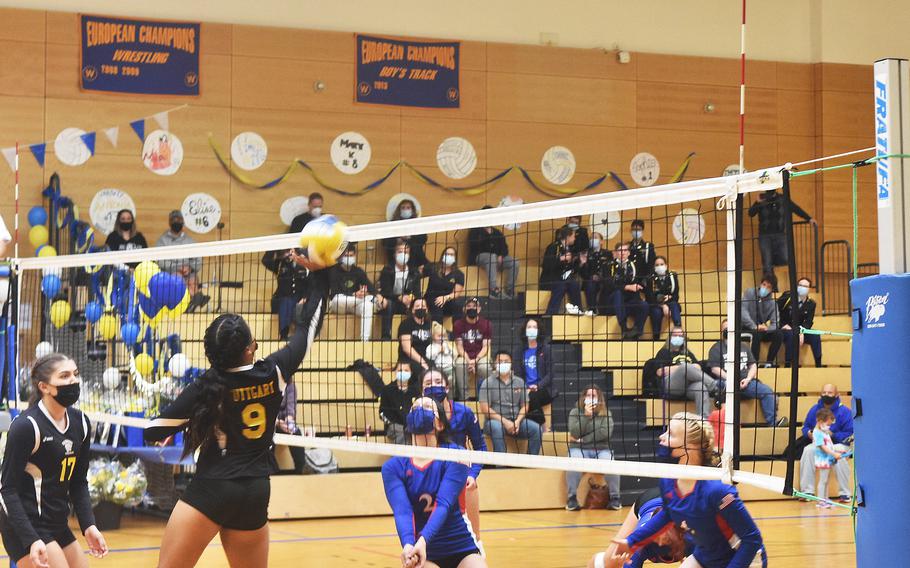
[541,145,576,185]
[436,137,477,180]
[299,214,348,267]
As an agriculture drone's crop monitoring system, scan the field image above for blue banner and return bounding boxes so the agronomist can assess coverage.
[356,35,459,109]
[80,15,200,96]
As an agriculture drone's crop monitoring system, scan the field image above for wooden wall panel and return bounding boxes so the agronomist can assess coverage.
[0,7,882,277]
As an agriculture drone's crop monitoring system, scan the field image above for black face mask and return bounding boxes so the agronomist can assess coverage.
[821,395,836,406]
[120,221,133,232]
[52,383,80,407]
[414,309,428,319]
[465,308,478,319]
[170,222,183,233]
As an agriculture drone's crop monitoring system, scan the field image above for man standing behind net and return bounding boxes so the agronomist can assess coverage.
[452,298,492,401]
[748,188,815,278]
[155,210,209,312]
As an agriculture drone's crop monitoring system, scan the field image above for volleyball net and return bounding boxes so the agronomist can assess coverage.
[9,166,803,497]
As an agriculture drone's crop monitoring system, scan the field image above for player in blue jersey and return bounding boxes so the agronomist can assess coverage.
[382,396,486,568]
[421,369,487,541]
[587,488,689,568]
[613,412,767,568]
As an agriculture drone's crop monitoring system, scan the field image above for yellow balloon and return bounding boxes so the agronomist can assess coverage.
[134,353,154,377]
[49,300,71,329]
[97,314,118,340]
[37,245,57,258]
[28,225,48,248]
[134,261,161,296]
[168,291,191,319]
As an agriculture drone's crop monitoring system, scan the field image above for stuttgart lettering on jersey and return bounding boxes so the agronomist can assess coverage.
[231,381,275,403]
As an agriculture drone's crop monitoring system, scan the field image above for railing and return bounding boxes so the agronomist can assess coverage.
[857,263,879,278]
[792,220,819,287]
[820,240,851,315]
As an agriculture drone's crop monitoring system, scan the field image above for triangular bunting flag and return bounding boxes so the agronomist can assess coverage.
[104,126,119,148]
[0,148,15,171]
[130,119,145,142]
[80,132,96,156]
[29,143,46,167]
[153,111,169,131]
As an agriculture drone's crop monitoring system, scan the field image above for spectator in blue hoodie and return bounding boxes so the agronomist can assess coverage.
[799,384,853,503]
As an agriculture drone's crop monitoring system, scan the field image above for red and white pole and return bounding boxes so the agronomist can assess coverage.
[13,142,19,259]
[739,0,746,173]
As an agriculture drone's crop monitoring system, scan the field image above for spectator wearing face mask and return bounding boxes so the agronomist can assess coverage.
[565,386,621,511]
[602,242,647,339]
[777,277,822,367]
[328,243,376,341]
[798,384,853,503]
[452,298,493,401]
[379,361,414,444]
[655,327,719,418]
[512,318,557,429]
[424,246,465,324]
[376,241,423,339]
[644,256,681,340]
[468,206,519,299]
[628,219,657,277]
[540,227,588,316]
[578,231,612,313]
[289,192,325,233]
[561,215,589,254]
[706,319,787,427]
[479,351,542,455]
[156,210,209,313]
[261,247,310,340]
[397,298,433,391]
[740,273,782,366]
[381,199,427,268]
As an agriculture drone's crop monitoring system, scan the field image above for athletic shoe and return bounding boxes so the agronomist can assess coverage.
[797,494,814,503]
[566,496,581,511]
[816,501,832,509]
[608,496,622,510]
[775,416,789,427]
[565,303,582,315]
[836,495,852,503]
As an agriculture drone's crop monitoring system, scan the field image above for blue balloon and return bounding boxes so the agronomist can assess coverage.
[121,323,140,345]
[148,272,187,310]
[41,274,61,298]
[138,292,163,318]
[27,206,47,227]
[84,301,103,324]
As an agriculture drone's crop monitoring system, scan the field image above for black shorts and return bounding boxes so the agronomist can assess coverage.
[181,476,271,531]
[429,548,481,568]
[1,525,76,563]
[633,486,663,517]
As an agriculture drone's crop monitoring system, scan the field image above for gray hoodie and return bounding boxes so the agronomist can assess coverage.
[741,286,779,331]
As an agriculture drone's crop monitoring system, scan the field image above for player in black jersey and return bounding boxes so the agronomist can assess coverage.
[0,354,108,568]
[145,263,328,568]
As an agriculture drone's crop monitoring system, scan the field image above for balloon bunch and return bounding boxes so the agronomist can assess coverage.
[27,206,57,258]
[134,261,191,329]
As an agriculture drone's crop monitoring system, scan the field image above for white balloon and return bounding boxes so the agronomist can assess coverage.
[168,353,190,378]
[35,341,54,359]
[102,367,121,390]
[41,266,62,278]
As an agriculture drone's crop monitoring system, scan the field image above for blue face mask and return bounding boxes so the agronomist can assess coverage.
[758,286,770,298]
[669,335,685,348]
[424,386,447,403]
[655,443,675,463]
[406,407,437,434]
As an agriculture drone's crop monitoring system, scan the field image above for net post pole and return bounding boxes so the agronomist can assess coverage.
[725,191,745,470]
[873,58,909,274]
[780,169,800,496]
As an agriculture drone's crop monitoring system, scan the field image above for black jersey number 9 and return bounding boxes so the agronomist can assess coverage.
[241,402,267,440]
[59,456,77,482]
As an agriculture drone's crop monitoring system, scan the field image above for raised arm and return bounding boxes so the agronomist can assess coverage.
[267,270,329,379]
[145,381,200,441]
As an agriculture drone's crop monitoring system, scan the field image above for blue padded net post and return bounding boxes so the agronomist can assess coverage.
[851,273,910,563]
